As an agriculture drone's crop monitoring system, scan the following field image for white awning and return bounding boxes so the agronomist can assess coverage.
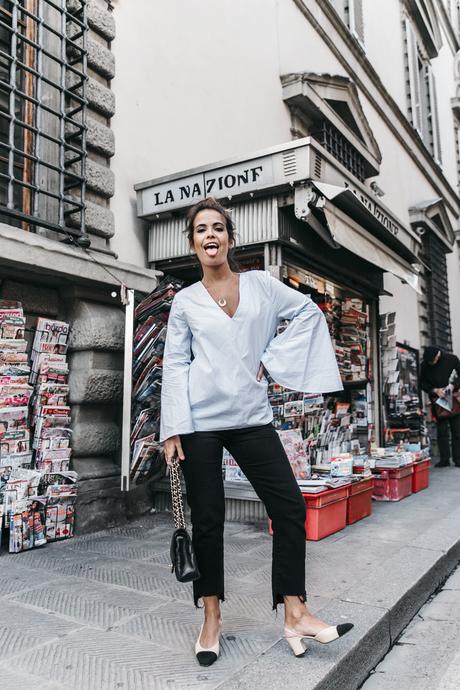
[322,203,420,292]
[311,181,419,265]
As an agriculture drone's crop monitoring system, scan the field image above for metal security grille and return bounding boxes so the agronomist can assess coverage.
[0,0,88,243]
[312,119,366,182]
[422,232,453,353]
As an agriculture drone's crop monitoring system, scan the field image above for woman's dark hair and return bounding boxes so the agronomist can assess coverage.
[185,197,239,273]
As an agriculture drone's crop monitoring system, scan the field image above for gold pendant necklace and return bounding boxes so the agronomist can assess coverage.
[217,297,227,308]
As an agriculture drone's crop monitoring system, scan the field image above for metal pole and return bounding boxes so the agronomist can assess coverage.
[120,288,134,492]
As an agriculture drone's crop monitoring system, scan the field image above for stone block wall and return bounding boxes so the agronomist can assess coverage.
[67,0,116,253]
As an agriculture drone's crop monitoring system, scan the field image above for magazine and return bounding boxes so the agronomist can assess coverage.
[45,493,76,541]
[0,406,29,434]
[0,451,33,470]
[37,363,69,385]
[0,364,30,377]
[0,352,28,365]
[0,301,23,323]
[9,496,47,552]
[32,318,69,352]
[278,429,310,480]
[35,448,71,473]
[0,316,26,339]
[35,458,70,474]
[0,385,33,407]
[36,384,69,407]
[0,374,30,386]
[33,406,71,449]
[36,426,72,450]
[0,429,30,455]
[0,339,28,353]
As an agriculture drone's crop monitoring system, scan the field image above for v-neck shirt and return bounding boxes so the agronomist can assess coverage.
[159,270,343,442]
[199,274,241,319]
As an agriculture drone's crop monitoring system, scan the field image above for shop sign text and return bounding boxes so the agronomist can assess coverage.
[141,156,274,215]
[343,181,400,236]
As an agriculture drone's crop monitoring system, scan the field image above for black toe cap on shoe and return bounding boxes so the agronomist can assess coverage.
[196,651,218,666]
[337,623,354,637]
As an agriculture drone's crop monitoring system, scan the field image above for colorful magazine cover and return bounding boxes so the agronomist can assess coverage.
[0,428,30,456]
[36,426,72,450]
[0,406,29,434]
[0,301,23,323]
[9,496,47,552]
[0,351,29,365]
[0,316,26,339]
[45,494,75,541]
[0,339,28,353]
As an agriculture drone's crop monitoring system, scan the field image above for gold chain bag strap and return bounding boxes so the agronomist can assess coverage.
[169,460,200,582]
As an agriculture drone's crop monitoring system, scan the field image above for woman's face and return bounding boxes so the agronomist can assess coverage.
[191,209,233,269]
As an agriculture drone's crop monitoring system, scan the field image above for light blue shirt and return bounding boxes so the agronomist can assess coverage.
[159,270,343,441]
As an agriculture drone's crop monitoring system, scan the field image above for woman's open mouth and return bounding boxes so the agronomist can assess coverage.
[204,242,219,257]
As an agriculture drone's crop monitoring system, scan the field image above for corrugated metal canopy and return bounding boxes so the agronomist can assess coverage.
[148,197,279,262]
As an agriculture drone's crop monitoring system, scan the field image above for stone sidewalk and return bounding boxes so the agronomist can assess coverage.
[0,467,459,690]
[362,565,460,689]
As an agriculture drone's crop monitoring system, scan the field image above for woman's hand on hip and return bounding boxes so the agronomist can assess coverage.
[257,362,268,382]
[163,435,185,466]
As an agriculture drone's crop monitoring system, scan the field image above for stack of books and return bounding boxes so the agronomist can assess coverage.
[130,277,183,484]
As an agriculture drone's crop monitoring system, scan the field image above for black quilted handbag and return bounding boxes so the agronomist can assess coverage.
[169,460,200,583]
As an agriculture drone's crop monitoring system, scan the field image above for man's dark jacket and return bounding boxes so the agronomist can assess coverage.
[420,352,460,398]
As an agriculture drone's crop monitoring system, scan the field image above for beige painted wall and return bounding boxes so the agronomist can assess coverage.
[111,0,460,351]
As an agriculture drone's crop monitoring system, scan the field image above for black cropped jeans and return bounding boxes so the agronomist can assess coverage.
[179,423,307,609]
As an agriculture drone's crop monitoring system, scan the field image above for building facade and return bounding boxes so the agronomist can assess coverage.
[0,0,157,532]
[2,1,460,527]
[113,0,460,350]
[111,0,460,514]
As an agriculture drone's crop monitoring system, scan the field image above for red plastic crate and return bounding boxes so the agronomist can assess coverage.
[268,485,349,541]
[347,477,374,524]
[372,465,413,501]
[412,459,430,493]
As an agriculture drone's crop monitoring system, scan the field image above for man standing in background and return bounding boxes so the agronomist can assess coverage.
[420,347,460,468]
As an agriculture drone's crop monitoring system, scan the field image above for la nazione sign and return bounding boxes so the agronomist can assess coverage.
[137,155,274,217]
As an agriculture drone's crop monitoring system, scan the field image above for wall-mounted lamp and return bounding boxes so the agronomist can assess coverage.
[370,181,385,197]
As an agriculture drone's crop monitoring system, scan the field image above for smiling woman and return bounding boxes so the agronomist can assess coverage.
[185,197,240,275]
[160,196,352,666]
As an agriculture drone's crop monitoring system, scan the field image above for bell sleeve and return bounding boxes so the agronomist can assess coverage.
[260,276,343,393]
[159,298,194,442]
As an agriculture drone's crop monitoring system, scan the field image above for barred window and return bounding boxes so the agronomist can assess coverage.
[0,0,88,243]
[311,119,366,182]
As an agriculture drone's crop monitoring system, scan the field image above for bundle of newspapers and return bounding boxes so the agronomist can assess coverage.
[130,277,183,484]
[0,305,77,552]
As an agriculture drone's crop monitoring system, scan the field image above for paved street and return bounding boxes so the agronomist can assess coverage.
[0,467,459,690]
[362,565,460,689]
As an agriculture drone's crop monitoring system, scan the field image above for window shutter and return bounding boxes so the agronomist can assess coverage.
[349,0,365,43]
[405,19,423,135]
[427,67,442,164]
[330,0,345,20]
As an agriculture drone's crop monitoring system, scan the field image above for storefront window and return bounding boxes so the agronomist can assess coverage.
[222,264,378,483]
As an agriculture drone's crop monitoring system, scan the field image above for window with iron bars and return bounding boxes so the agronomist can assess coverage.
[311,119,366,182]
[0,0,88,245]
